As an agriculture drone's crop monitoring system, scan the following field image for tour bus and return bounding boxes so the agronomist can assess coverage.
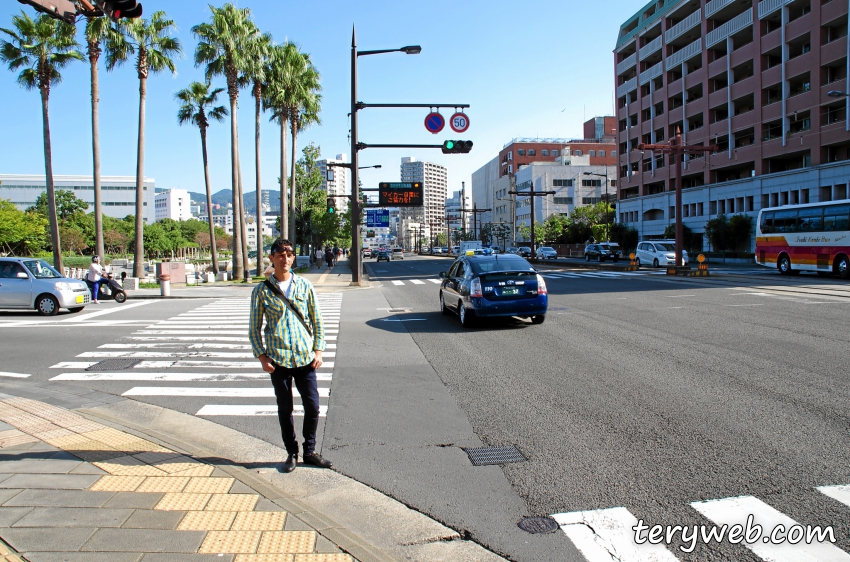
[755,200,850,278]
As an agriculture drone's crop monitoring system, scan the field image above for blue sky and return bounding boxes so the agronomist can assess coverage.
[0,0,646,200]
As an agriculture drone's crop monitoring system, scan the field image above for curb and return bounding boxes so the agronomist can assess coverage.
[0,539,26,562]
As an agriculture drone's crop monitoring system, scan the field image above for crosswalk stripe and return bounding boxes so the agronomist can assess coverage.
[691,495,850,561]
[101,343,252,350]
[552,507,679,562]
[136,330,248,335]
[126,336,249,342]
[196,404,328,417]
[410,279,425,285]
[818,484,850,509]
[428,279,442,284]
[52,372,333,382]
[123,386,330,398]
[391,280,405,286]
[76,351,336,359]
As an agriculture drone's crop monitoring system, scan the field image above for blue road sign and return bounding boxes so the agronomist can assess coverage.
[424,112,445,134]
[366,209,390,228]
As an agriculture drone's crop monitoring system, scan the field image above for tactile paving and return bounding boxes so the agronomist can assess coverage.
[184,477,234,494]
[71,449,127,463]
[177,510,236,531]
[154,492,212,511]
[256,531,316,554]
[170,465,215,477]
[135,476,190,493]
[89,475,146,492]
[231,511,287,531]
[295,555,354,562]
[198,530,262,554]
[0,434,39,448]
[119,438,171,454]
[205,494,259,512]
[94,457,169,477]
[82,428,146,448]
[235,555,295,562]
[32,428,74,440]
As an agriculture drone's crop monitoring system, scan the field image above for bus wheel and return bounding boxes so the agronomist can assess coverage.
[836,255,850,280]
[777,254,793,275]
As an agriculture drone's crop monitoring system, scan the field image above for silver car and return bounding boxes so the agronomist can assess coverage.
[635,241,689,267]
[0,258,91,315]
[535,246,558,260]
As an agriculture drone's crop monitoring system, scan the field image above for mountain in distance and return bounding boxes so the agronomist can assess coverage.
[186,189,281,214]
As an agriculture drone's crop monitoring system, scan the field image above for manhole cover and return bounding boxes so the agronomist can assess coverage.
[463,445,526,466]
[86,359,143,371]
[518,516,559,534]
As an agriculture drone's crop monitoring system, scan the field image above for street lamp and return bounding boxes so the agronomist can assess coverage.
[583,171,610,241]
[350,27,421,285]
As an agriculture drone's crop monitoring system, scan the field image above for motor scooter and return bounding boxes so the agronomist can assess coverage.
[85,272,127,303]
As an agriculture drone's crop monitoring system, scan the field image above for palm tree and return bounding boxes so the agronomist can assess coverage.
[84,14,114,262]
[175,81,227,274]
[1,12,82,272]
[244,32,271,267]
[106,11,182,278]
[192,4,261,282]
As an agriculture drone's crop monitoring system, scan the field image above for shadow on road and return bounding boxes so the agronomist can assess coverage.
[365,310,535,334]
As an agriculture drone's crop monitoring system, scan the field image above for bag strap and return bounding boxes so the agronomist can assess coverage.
[263,278,313,337]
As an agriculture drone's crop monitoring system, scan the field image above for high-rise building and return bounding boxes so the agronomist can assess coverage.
[400,157,448,239]
[154,188,192,222]
[614,0,850,248]
[317,154,349,209]
[445,187,471,240]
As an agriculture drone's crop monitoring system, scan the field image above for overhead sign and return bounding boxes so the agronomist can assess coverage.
[424,112,445,134]
[379,182,424,207]
[450,112,470,133]
[366,209,390,228]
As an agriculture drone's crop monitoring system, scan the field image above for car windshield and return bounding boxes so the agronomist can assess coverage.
[470,258,534,274]
[540,247,554,251]
[600,244,619,250]
[23,260,62,279]
[656,243,676,251]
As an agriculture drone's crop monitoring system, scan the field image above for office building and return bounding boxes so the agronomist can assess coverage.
[154,188,192,222]
[614,0,850,248]
[399,157,448,239]
[0,174,155,222]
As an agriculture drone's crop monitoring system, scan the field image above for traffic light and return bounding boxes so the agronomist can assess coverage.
[17,0,78,24]
[93,0,143,20]
[327,198,335,214]
[441,140,473,154]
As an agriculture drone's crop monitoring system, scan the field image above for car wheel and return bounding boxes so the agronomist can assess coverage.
[836,255,850,279]
[35,294,59,316]
[596,255,602,263]
[68,307,85,313]
[612,257,619,262]
[459,301,475,327]
[440,292,450,315]
[635,257,641,266]
[777,254,793,275]
[585,254,590,262]
[652,258,659,268]
[531,314,545,325]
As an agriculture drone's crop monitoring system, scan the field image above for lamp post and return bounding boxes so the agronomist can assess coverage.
[583,171,610,241]
[351,27,420,285]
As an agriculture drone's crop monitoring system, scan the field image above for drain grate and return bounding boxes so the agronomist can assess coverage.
[518,516,559,534]
[463,445,526,466]
[86,359,143,371]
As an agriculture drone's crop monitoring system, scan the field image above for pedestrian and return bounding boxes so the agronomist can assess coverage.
[249,238,331,473]
[315,247,323,268]
[325,247,334,269]
[332,246,340,265]
[87,255,104,304]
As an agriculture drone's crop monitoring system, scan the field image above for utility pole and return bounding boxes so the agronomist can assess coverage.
[509,178,554,258]
[459,204,491,241]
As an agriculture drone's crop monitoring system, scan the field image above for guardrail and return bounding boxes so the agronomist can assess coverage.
[640,61,665,85]
[617,77,638,98]
[706,0,736,18]
[666,38,702,69]
[617,53,637,76]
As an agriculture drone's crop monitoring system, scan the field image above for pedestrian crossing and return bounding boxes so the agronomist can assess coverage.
[554,486,850,561]
[542,269,669,280]
[49,293,343,419]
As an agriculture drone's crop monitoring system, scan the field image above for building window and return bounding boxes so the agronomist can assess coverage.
[553,197,573,205]
[612,150,617,157]
[517,149,525,156]
[553,179,573,187]
[528,149,536,156]
[552,150,559,156]
[589,150,596,157]
[541,150,549,156]
[582,179,602,187]
[574,150,583,156]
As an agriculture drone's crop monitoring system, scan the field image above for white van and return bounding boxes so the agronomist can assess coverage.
[635,240,689,267]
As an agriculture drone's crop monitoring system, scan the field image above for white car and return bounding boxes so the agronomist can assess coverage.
[0,257,91,315]
[535,246,558,260]
[392,248,404,260]
[635,241,689,267]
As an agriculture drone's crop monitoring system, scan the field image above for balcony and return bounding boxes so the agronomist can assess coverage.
[666,10,703,44]
[639,35,663,61]
[707,9,754,48]
[705,0,736,19]
[639,62,664,85]
[617,77,638,98]
[617,53,637,76]
[757,0,791,20]
[666,38,703,69]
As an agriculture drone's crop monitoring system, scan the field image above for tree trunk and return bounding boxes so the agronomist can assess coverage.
[40,87,62,272]
[237,152,249,279]
[254,84,263,269]
[89,37,104,262]
[132,75,146,278]
[229,95,243,280]
[200,127,218,273]
[279,116,288,240]
[288,118,298,244]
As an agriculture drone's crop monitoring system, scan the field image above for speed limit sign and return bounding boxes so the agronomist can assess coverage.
[450,112,470,133]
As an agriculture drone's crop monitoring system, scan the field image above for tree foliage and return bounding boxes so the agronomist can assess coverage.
[703,214,752,252]
[0,199,48,255]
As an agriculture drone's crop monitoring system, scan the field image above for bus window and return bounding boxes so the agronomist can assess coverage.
[798,207,823,231]
[774,209,798,233]
[824,205,850,231]
[760,211,774,233]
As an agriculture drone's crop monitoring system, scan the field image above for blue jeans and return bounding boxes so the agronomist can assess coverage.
[92,280,101,300]
[269,363,320,456]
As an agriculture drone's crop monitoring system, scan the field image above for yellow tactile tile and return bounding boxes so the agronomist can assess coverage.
[81,428,144,448]
[43,433,104,449]
[93,456,169,477]
[0,434,38,448]
[154,492,212,511]
[89,475,145,492]
[198,530,262,554]
[151,456,209,474]
[235,555,294,562]
[231,511,287,531]
[295,555,354,562]
[205,494,259,512]
[177,510,236,531]
[256,531,316,554]
[62,421,108,433]
[119,438,171,454]
[32,428,73,440]
[184,477,234,494]
[135,476,190,493]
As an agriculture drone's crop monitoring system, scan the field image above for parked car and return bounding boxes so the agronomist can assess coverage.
[441,247,449,254]
[0,257,91,315]
[535,246,558,260]
[392,247,405,260]
[506,247,520,255]
[452,246,460,255]
[516,246,532,258]
[438,254,548,327]
[584,243,622,262]
[375,250,391,262]
[635,241,689,267]
[432,247,442,254]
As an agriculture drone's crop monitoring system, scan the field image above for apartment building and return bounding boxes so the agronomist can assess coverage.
[399,157,448,239]
[154,188,192,222]
[614,0,850,247]
[445,187,471,238]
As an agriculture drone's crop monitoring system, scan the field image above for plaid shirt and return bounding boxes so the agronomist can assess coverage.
[249,274,325,368]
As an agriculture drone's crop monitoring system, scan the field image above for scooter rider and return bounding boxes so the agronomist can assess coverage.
[87,256,104,304]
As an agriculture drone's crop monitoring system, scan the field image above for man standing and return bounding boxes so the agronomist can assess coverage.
[249,238,331,473]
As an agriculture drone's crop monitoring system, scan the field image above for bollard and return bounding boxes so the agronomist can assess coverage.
[159,273,171,297]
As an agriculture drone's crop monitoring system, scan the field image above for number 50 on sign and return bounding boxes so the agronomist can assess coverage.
[450,112,470,133]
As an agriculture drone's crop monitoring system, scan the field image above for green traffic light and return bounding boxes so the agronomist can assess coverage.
[445,141,455,150]
[328,207,334,214]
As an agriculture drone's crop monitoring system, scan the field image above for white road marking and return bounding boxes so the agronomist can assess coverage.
[196,404,327,417]
[101,343,252,350]
[77,350,335,359]
[126,336,249,342]
[392,280,405,286]
[428,279,442,284]
[664,295,695,298]
[410,279,425,285]
[52,371,332,382]
[724,304,764,307]
[691,495,850,561]
[818,484,850,509]
[0,372,30,378]
[136,330,247,335]
[552,507,679,562]
[123,386,330,398]
[50,362,98,369]
[60,300,154,322]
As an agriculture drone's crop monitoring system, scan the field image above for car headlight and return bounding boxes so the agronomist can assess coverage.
[55,282,72,291]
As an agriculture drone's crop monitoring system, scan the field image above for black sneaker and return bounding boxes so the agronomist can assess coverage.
[302,452,332,469]
[279,454,297,473]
